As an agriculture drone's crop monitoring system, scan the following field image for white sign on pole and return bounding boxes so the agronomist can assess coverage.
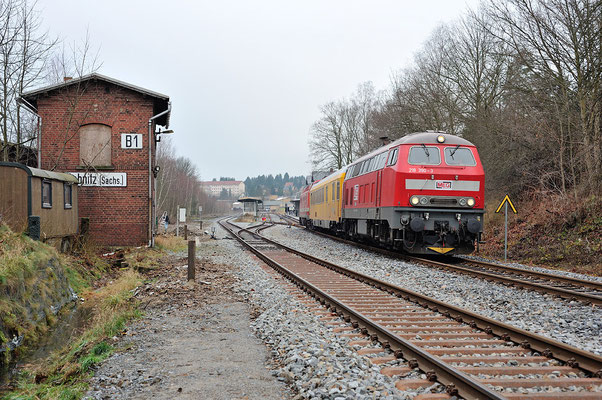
[179,208,186,223]
[121,133,143,149]
[70,172,127,187]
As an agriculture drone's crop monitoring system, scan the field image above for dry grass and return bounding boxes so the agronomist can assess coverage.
[155,235,187,252]
[234,214,257,223]
[5,269,143,400]
[482,194,601,275]
[0,224,55,288]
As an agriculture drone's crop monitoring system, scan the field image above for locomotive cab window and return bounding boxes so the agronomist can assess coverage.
[408,146,441,165]
[42,180,52,208]
[444,147,476,166]
[377,152,388,169]
[387,148,399,166]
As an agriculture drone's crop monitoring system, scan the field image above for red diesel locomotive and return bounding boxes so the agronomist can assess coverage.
[303,132,485,255]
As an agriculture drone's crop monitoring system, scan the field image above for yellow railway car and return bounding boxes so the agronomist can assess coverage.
[309,169,346,229]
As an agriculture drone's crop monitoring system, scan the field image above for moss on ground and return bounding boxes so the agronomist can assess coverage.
[0,224,166,399]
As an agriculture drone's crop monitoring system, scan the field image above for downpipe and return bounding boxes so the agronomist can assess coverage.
[148,102,171,247]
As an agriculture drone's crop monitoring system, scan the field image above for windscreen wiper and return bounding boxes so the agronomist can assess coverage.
[421,143,430,157]
[450,144,461,158]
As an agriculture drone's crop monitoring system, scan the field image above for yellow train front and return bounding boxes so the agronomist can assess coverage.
[308,169,346,230]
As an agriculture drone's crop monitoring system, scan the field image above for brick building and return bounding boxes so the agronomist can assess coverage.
[21,73,171,246]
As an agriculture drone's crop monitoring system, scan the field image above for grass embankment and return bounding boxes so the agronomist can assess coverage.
[482,194,601,275]
[1,227,187,399]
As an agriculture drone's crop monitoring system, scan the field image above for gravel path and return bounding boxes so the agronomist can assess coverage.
[84,233,290,400]
[261,225,602,356]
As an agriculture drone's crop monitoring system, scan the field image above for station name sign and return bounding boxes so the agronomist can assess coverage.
[69,172,127,187]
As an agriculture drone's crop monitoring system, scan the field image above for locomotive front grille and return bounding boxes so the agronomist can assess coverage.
[429,197,458,206]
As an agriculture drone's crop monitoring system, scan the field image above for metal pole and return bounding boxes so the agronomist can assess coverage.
[504,202,508,262]
[187,240,195,282]
[176,204,180,237]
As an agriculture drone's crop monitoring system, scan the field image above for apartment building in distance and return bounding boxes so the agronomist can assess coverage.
[201,180,245,198]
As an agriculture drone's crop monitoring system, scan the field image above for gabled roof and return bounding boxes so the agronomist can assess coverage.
[20,73,170,127]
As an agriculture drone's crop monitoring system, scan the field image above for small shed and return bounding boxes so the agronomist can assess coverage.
[0,162,79,247]
[238,197,263,216]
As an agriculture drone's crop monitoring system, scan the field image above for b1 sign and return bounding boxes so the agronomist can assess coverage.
[179,208,186,223]
[121,133,142,149]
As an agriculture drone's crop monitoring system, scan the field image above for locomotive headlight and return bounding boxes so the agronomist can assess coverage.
[437,135,445,143]
[458,198,467,206]
[410,196,419,206]
[419,196,429,205]
[467,197,475,207]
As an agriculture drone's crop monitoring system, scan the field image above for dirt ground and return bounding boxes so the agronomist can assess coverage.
[84,231,289,399]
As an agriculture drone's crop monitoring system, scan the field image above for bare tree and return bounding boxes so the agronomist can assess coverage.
[310,82,383,170]
[309,101,347,170]
[487,0,602,193]
[0,0,56,162]
[45,31,102,170]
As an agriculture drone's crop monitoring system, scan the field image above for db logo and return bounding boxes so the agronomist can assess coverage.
[436,181,452,190]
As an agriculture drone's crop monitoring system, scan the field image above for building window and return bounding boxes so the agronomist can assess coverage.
[64,184,73,209]
[42,180,52,208]
[79,123,112,167]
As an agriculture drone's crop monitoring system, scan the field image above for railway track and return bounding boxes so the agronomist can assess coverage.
[221,217,602,399]
[275,216,602,306]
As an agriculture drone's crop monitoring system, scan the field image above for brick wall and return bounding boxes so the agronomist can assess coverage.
[36,81,156,246]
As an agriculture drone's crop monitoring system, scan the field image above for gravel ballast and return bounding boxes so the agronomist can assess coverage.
[261,225,602,356]
[210,223,444,399]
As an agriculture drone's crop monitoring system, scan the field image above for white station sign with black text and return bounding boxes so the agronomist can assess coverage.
[121,133,143,149]
[70,172,127,187]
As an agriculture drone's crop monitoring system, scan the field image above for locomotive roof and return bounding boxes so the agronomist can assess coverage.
[311,168,346,189]
[351,132,475,165]
[396,131,474,146]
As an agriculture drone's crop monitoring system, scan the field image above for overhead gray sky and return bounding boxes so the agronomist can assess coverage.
[39,0,477,181]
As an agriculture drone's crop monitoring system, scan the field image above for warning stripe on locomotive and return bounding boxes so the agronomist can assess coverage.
[427,247,455,254]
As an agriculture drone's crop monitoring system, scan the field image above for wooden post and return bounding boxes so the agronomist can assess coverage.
[184,224,188,240]
[187,240,195,282]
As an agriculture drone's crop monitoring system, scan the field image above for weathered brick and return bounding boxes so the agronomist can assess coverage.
[31,78,168,246]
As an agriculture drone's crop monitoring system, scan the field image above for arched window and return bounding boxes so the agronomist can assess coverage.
[79,124,112,167]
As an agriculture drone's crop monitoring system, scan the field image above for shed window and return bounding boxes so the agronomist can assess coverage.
[42,181,52,208]
[79,124,112,167]
[64,184,73,209]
